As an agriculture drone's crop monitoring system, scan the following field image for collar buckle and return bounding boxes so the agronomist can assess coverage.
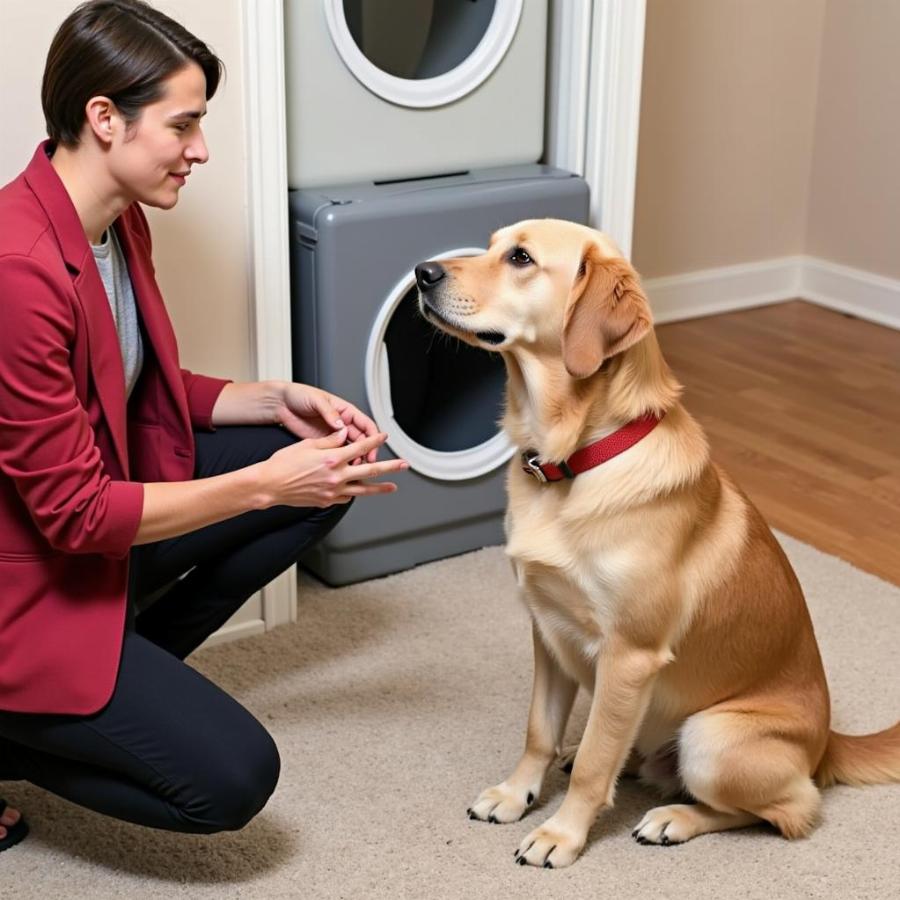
[521,450,548,484]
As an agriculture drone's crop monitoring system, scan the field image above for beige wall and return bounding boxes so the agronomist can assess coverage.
[633,0,900,284]
[806,0,900,280]
[0,0,254,382]
[632,0,826,279]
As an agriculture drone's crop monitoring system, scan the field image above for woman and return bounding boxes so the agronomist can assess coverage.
[0,0,408,851]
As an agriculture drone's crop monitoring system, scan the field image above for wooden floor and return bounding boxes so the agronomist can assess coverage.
[655,300,900,585]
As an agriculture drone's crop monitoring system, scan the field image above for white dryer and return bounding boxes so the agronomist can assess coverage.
[284,0,547,188]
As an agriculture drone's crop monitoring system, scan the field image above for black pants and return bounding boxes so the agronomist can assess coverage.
[0,426,348,833]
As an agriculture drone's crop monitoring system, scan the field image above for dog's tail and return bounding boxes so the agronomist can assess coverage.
[814,721,900,787]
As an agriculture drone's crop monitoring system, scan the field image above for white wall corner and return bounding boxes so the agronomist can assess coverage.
[242,0,297,628]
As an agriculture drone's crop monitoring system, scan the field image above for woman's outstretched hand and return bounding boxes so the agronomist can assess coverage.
[256,428,408,509]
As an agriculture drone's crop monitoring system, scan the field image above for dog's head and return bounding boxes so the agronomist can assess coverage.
[415,219,653,378]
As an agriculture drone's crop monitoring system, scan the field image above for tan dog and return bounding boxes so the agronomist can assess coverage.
[414,219,900,868]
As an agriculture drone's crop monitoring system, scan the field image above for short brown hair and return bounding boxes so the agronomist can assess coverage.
[42,0,224,146]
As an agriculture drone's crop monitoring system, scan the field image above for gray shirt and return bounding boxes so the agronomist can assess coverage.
[91,227,144,398]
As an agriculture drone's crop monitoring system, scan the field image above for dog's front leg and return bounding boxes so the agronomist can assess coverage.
[515,637,672,868]
[468,621,578,824]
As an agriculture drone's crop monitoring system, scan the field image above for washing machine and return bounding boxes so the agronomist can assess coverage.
[290,165,589,585]
[283,0,548,188]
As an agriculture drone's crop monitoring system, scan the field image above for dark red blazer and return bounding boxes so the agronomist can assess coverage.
[0,142,231,715]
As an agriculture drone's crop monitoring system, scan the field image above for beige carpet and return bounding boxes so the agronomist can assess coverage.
[2,532,898,899]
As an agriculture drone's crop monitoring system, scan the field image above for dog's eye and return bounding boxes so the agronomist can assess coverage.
[509,247,533,267]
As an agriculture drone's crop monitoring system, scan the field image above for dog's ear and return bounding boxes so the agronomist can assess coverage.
[561,245,653,379]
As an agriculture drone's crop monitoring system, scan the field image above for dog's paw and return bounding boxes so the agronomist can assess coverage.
[632,804,696,845]
[514,815,585,868]
[467,782,537,824]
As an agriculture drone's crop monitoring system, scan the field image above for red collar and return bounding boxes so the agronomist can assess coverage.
[521,413,664,483]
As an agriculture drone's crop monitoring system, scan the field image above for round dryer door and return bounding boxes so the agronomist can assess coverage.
[325,0,523,108]
[365,249,514,481]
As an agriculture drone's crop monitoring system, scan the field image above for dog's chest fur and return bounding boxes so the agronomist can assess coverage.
[505,488,644,686]
[516,563,612,688]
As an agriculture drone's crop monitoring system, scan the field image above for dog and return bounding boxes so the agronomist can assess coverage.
[414,219,900,868]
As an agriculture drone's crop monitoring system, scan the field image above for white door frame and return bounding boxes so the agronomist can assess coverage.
[241,0,296,628]
[241,0,646,628]
[545,0,647,258]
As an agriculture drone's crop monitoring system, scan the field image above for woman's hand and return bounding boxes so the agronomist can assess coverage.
[210,381,383,464]
[256,428,408,509]
[277,384,381,463]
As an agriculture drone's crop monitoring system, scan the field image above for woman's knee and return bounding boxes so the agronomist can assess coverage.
[193,425,299,478]
[182,725,281,832]
[314,497,353,526]
[282,498,352,550]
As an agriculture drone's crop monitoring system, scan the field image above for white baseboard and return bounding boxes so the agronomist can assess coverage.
[200,617,267,650]
[644,257,803,324]
[799,257,900,330]
[643,255,900,330]
[204,573,297,648]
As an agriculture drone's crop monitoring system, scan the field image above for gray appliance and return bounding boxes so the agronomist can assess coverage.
[290,165,589,585]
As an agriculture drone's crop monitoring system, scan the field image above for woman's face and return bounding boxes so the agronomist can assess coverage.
[107,62,210,209]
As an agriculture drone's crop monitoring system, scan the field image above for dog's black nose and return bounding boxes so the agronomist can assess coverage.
[415,261,446,291]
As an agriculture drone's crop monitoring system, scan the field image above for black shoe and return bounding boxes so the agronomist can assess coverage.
[0,798,29,852]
